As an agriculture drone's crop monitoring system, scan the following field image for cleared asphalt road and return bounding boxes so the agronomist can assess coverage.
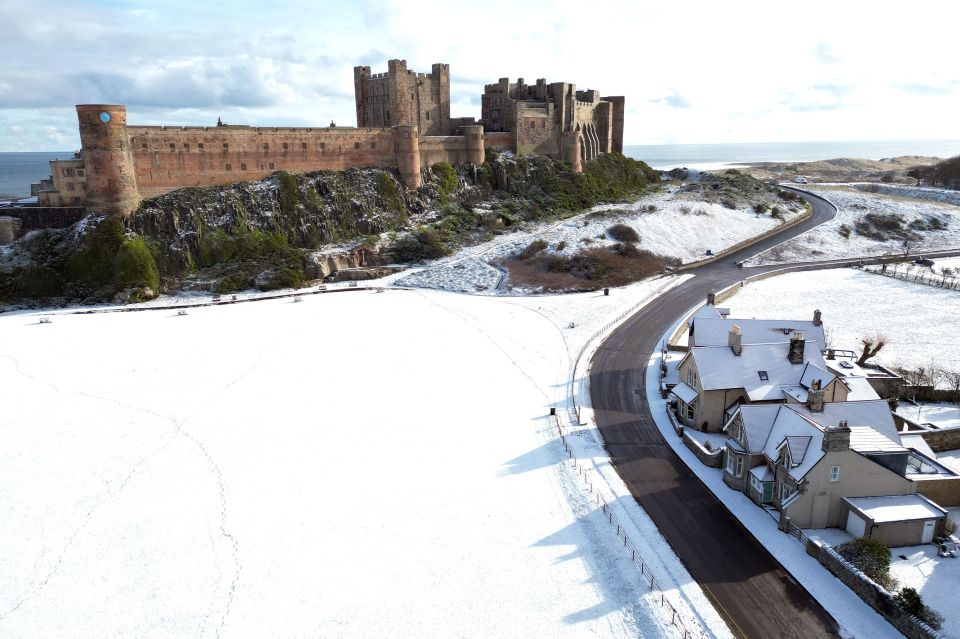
[590,191,848,638]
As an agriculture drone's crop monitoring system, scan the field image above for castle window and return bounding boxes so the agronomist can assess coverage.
[183,143,190,151]
[226,163,232,171]
[371,142,376,149]
[301,142,307,151]
[66,182,75,191]
[198,143,204,153]
[425,110,430,120]
[141,144,148,151]
[354,142,361,149]
[169,143,176,152]
[263,143,269,151]
[77,169,84,177]
[282,143,288,151]
[269,162,275,169]
[240,163,247,171]
[320,142,326,151]
[223,143,229,151]
[528,121,534,128]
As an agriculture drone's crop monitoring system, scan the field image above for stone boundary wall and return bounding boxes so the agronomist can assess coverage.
[805,540,945,639]
[916,427,960,453]
[1,206,86,236]
[681,431,724,468]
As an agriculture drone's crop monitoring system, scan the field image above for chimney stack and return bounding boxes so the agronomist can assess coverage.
[807,378,825,412]
[707,292,716,306]
[813,309,822,327]
[728,324,742,356]
[821,418,851,452]
[788,332,805,364]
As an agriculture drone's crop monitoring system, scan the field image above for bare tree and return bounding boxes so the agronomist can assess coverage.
[942,367,960,403]
[857,334,886,366]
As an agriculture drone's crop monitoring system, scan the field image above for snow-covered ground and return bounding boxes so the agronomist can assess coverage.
[889,544,960,639]
[749,186,960,265]
[0,283,727,638]
[720,267,960,374]
[852,183,960,207]
[640,315,907,639]
[901,403,960,431]
[395,186,804,294]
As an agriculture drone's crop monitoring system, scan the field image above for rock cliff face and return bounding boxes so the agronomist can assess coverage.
[1,153,659,307]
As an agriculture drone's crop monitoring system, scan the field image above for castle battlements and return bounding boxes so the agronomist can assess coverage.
[33,59,624,217]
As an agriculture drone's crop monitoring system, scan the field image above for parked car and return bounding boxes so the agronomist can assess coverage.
[794,176,808,184]
[914,256,935,267]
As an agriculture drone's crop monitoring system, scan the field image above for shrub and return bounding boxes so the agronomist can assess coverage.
[518,239,548,260]
[837,538,893,588]
[502,245,669,291]
[754,202,769,214]
[114,236,160,290]
[778,190,798,201]
[679,205,691,215]
[389,227,451,262]
[894,587,943,629]
[555,240,567,251]
[432,162,459,203]
[607,223,640,242]
[838,224,851,238]
[721,199,737,210]
[276,171,299,217]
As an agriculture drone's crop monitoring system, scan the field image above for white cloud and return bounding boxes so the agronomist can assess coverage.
[1,0,959,150]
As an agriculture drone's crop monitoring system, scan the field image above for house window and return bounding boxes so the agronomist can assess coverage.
[66,182,75,191]
[77,169,84,177]
[778,481,795,502]
[758,371,769,382]
[225,163,232,171]
[686,402,695,421]
[830,465,840,482]
[726,453,743,478]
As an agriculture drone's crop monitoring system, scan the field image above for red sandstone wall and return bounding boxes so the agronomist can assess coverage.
[485,132,514,151]
[127,126,399,198]
[514,113,561,156]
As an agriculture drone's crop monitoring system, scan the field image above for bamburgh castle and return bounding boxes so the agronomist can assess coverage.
[33,59,625,217]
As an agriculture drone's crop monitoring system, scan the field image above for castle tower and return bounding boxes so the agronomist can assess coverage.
[462,125,485,165]
[394,124,421,189]
[76,104,140,217]
[561,129,582,173]
[353,65,372,127]
[603,96,625,154]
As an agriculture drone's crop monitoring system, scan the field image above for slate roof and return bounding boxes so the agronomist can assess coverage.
[691,317,826,348]
[792,400,905,453]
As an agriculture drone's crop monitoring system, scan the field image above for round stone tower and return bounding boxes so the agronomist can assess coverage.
[394,124,422,189]
[562,130,583,173]
[461,125,485,165]
[76,104,141,217]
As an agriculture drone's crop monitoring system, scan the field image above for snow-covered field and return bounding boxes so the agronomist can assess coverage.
[396,186,804,294]
[852,183,960,207]
[722,267,960,373]
[890,544,960,639]
[749,186,960,265]
[904,404,960,430]
[0,285,721,638]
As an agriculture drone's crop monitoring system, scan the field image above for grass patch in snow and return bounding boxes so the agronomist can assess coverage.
[502,244,669,292]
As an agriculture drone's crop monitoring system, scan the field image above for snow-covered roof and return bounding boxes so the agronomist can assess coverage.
[689,340,831,401]
[690,317,826,348]
[670,382,699,404]
[729,404,782,452]
[844,494,946,523]
[792,400,904,453]
[766,412,824,480]
[841,376,881,401]
[750,465,774,482]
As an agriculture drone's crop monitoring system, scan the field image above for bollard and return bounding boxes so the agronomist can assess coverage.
[549,407,556,416]
[604,288,609,296]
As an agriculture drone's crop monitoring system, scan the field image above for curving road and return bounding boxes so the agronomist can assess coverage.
[590,190,847,638]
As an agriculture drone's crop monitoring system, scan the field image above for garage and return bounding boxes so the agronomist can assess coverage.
[843,495,947,547]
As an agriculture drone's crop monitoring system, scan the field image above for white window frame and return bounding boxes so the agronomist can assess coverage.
[686,401,695,421]
[830,465,840,482]
[778,481,795,502]
[726,453,743,478]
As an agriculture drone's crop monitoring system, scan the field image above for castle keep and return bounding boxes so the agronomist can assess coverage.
[33,60,624,217]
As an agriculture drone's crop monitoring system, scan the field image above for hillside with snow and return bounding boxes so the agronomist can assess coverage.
[0,287,727,638]
[748,186,960,265]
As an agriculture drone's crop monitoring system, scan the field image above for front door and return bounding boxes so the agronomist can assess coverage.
[922,520,936,544]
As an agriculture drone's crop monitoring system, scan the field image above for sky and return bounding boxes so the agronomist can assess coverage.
[2,0,959,151]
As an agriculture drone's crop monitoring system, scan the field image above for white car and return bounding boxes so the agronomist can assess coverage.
[794,176,808,184]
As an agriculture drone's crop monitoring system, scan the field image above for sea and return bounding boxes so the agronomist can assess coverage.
[2,140,960,199]
[0,152,76,200]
